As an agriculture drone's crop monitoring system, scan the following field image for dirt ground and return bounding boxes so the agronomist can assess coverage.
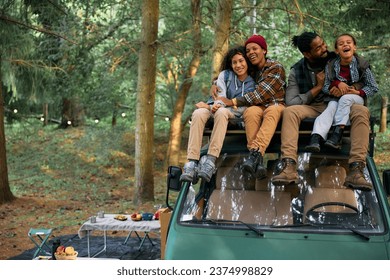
[0,195,161,260]
[0,196,77,259]
[0,125,177,260]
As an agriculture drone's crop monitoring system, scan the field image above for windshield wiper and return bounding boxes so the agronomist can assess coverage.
[340,225,370,240]
[190,218,264,237]
[271,223,370,241]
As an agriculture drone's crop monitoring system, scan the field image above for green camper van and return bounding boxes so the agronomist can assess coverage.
[164,119,390,259]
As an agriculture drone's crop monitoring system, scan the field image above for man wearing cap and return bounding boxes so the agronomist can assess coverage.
[216,34,286,179]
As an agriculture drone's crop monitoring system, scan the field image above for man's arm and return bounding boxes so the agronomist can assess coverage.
[286,68,324,106]
[232,61,286,107]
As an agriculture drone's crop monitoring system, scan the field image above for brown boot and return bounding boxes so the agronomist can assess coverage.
[344,162,372,191]
[271,158,299,186]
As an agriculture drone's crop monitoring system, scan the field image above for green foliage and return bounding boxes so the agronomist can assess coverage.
[1,0,389,127]
[374,127,390,173]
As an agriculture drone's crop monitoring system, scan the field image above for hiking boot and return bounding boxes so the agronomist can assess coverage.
[255,162,267,180]
[305,134,322,153]
[198,155,216,182]
[344,162,372,191]
[271,158,299,186]
[325,126,344,150]
[180,161,199,184]
[242,149,262,175]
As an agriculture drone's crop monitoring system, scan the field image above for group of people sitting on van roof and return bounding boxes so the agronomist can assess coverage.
[179,31,379,192]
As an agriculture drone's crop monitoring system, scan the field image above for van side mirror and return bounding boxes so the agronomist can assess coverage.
[166,166,182,210]
[167,166,182,191]
[383,170,390,196]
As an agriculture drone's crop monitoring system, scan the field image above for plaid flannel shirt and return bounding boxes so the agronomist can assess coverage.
[243,59,286,107]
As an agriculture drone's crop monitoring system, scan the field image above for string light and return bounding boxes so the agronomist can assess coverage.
[13,109,18,114]
[121,113,126,118]
[67,121,72,125]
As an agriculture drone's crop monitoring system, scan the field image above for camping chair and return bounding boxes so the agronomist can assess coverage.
[28,228,53,259]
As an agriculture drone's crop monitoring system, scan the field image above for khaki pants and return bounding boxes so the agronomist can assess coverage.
[349,104,370,164]
[243,104,285,155]
[280,103,369,164]
[187,107,235,160]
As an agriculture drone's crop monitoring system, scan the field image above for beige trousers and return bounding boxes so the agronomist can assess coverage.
[243,104,285,155]
[187,107,235,160]
[349,104,370,164]
[280,103,369,164]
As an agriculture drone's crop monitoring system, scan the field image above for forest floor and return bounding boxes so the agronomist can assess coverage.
[0,122,180,260]
[0,122,389,260]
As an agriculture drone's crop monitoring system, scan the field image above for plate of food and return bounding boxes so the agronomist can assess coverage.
[114,214,128,221]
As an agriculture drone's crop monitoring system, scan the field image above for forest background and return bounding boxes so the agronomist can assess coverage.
[0,0,389,259]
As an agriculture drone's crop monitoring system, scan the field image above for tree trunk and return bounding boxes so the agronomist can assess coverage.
[380,96,388,133]
[60,98,85,128]
[0,56,15,204]
[42,103,48,126]
[166,0,202,167]
[211,0,233,81]
[134,0,159,204]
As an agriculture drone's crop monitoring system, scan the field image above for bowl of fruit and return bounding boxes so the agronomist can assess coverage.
[54,246,78,260]
[131,213,142,221]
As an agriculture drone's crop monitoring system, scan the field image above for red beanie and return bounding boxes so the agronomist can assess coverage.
[245,34,267,54]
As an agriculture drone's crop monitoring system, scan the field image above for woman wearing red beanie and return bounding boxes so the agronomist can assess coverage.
[216,34,286,179]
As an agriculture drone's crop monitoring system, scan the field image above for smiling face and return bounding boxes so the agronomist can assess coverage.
[335,34,357,63]
[245,42,266,69]
[303,36,328,63]
[231,53,249,80]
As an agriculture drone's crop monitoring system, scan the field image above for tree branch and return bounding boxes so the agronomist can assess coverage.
[0,13,76,44]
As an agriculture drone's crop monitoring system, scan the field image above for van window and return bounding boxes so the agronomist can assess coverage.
[178,152,385,234]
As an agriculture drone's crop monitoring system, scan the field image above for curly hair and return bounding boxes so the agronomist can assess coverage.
[219,46,254,75]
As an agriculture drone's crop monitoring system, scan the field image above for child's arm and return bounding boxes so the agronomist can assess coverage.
[358,68,379,98]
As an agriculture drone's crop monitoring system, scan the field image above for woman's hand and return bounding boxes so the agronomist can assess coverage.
[210,84,221,100]
[211,103,223,113]
[195,101,210,109]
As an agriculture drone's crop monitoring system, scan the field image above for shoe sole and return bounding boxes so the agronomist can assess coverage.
[198,172,210,182]
[180,174,193,182]
[255,167,267,180]
[324,142,341,150]
[344,182,372,192]
[305,146,320,153]
[271,179,299,186]
[242,163,256,175]
[198,171,214,182]
[180,174,199,184]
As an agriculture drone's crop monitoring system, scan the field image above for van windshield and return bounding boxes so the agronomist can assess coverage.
[178,152,385,234]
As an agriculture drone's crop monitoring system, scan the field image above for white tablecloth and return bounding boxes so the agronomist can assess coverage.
[78,214,161,238]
